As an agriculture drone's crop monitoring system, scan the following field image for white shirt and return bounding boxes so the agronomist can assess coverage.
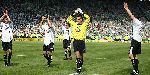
[132,18,142,42]
[1,22,13,42]
[41,23,55,45]
[62,26,71,40]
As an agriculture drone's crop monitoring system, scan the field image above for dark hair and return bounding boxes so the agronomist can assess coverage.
[75,13,84,21]
[2,15,7,21]
[66,21,70,27]
[76,13,83,17]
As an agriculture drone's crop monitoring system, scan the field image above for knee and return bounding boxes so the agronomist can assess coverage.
[8,49,12,53]
[43,51,47,55]
[75,51,81,58]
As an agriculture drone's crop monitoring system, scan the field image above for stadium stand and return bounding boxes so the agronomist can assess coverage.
[0,0,149,42]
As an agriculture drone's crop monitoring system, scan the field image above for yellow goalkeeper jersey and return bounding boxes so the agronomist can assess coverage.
[67,14,90,40]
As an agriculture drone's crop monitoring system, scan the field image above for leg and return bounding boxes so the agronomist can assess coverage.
[73,40,85,74]
[3,51,8,66]
[43,51,48,60]
[47,51,52,67]
[129,54,139,75]
[7,41,13,66]
[7,49,12,66]
[2,42,9,66]
[129,47,140,75]
[68,48,72,60]
[46,43,54,67]
[43,44,50,67]
[63,40,68,60]
[80,52,84,67]
[64,48,68,60]
[68,40,72,59]
[75,51,82,73]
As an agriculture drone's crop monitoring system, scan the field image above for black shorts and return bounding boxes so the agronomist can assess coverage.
[43,43,54,51]
[73,39,85,53]
[2,41,12,51]
[114,39,121,41]
[124,39,129,41]
[129,39,141,54]
[63,39,71,49]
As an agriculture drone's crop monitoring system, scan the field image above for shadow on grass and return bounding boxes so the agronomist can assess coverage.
[11,62,20,66]
[112,68,132,75]
[50,63,59,67]
[42,63,60,68]
[81,67,87,72]
[0,58,3,61]
[72,67,87,73]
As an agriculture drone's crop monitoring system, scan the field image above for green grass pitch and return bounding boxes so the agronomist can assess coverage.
[0,41,150,75]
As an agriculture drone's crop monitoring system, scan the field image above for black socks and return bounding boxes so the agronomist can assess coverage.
[64,51,67,58]
[76,58,83,73]
[3,55,7,66]
[8,53,12,65]
[131,59,139,71]
[68,50,71,57]
[43,54,52,65]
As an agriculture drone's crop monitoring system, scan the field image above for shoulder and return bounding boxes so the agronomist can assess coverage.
[133,18,142,25]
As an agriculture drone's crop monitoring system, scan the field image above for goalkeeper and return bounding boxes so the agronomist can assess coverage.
[67,8,90,74]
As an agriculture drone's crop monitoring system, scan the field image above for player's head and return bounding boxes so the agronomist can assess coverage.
[75,14,83,24]
[3,16,9,23]
[65,22,70,29]
[140,17,146,23]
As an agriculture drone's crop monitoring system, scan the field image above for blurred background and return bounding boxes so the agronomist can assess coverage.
[0,0,149,42]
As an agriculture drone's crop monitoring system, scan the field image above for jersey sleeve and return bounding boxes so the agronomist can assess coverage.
[133,18,142,26]
[0,22,2,27]
[69,28,72,36]
[61,26,65,34]
[51,27,55,35]
[82,14,90,27]
[67,15,76,27]
[40,25,45,33]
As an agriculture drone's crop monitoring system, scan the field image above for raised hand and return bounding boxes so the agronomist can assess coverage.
[124,2,128,10]
[124,2,135,20]
[77,8,83,14]
[73,9,78,15]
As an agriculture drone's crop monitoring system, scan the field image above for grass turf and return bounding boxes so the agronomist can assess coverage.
[0,41,150,75]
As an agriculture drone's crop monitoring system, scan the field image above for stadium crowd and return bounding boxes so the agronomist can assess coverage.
[0,0,150,41]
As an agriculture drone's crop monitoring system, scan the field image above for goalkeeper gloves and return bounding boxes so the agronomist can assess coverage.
[73,8,83,16]
[77,8,83,14]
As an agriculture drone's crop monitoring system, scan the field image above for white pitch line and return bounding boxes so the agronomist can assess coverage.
[93,74,100,75]
[95,58,107,60]
[17,54,26,57]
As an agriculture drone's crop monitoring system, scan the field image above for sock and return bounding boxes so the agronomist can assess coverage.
[76,58,82,71]
[64,51,67,58]
[8,53,12,65]
[68,50,71,57]
[50,55,52,62]
[43,54,48,60]
[48,55,52,63]
[3,55,7,65]
[131,59,139,71]
[81,58,83,67]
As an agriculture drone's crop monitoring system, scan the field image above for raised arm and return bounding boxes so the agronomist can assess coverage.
[124,2,135,20]
[67,15,76,26]
[38,16,45,26]
[83,14,90,24]
[0,13,6,22]
[47,15,52,27]
[77,8,90,24]
[6,14,11,22]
